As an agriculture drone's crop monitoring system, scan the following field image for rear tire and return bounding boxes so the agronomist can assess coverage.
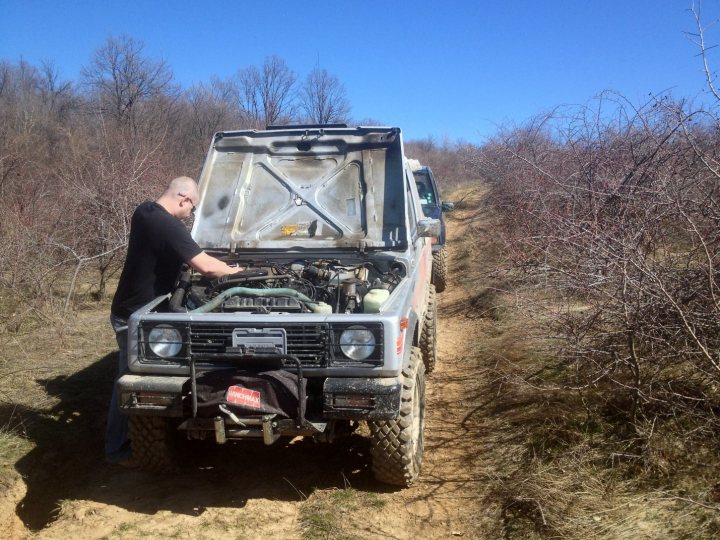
[129,415,181,473]
[432,246,448,293]
[419,284,438,373]
[368,347,426,486]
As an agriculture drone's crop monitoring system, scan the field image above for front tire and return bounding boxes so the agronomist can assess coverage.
[368,346,426,486]
[129,415,181,473]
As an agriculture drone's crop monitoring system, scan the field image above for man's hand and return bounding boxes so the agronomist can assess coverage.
[188,252,243,278]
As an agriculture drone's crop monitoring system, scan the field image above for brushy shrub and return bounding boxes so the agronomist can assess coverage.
[476,91,720,462]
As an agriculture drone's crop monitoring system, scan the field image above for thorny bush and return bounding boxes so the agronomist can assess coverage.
[477,92,720,450]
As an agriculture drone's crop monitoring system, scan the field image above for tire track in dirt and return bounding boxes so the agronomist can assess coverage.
[356,203,503,539]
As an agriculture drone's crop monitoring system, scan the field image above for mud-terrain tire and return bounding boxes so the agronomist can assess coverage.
[432,246,448,293]
[419,284,438,373]
[368,346,426,486]
[129,415,181,473]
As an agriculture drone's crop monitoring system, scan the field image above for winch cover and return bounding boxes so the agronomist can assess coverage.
[194,369,305,419]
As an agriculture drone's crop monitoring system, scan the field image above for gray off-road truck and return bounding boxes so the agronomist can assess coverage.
[117,125,440,486]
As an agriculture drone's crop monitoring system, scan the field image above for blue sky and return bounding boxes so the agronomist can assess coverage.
[2,1,719,143]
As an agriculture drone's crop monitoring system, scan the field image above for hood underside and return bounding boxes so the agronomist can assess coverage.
[192,126,408,251]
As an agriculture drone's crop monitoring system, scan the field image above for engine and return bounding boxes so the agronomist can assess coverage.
[167,258,404,315]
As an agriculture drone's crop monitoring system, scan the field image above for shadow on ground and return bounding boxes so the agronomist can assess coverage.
[2,351,378,532]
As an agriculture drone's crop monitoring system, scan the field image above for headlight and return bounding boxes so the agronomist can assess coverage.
[339,325,376,361]
[148,325,183,358]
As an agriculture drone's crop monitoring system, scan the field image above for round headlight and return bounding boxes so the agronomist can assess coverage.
[339,325,376,361]
[148,325,183,358]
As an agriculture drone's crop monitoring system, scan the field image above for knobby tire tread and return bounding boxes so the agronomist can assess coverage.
[419,284,438,373]
[368,347,426,486]
[129,415,180,474]
[432,246,448,293]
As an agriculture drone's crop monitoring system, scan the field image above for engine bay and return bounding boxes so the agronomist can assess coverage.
[165,257,406,315]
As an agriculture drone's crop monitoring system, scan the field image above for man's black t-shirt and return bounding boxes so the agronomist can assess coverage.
[111,201,203,318]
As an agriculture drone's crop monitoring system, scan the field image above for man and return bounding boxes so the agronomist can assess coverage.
[106,176,238,465]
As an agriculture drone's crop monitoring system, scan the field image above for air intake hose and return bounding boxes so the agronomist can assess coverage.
[189,287,321,313]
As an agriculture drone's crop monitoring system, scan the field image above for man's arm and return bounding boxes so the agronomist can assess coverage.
[188,252,240,278]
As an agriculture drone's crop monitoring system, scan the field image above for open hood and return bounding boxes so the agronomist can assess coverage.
[192,126,409,251]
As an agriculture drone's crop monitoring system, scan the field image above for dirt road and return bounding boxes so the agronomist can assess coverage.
[5,203,502,539]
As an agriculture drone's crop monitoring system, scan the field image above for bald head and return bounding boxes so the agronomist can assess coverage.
[164,176,198,200]
[157,176,200,219]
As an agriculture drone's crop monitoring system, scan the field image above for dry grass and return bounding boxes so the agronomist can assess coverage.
[299,487,386,540]
[0,429,32,488]
[0,295,116,503]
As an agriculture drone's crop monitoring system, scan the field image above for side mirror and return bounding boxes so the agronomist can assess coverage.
[417,218,441,238]
[441,201,455,212]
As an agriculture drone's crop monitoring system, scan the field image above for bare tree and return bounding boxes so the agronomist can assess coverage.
[300,68,350,124]
[405,136,480,190]
[235,55,297,128]
[0,59,77,311]
[80,34,177,129]
[181,77,242,156]
[0,48,359,319]
[55,121,170,302]
[687,0,720,101]
[37,61,75,118]
[0,53,181,315]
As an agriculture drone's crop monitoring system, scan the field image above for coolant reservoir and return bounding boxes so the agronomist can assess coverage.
[363,289,390,313]
[312,302,333,314]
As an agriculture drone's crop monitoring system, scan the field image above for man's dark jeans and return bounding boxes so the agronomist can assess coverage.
[105,314,130,461]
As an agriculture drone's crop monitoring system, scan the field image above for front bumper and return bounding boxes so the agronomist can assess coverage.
[118,375,188,417]
[117,373,402,421]
[323,377,401,419]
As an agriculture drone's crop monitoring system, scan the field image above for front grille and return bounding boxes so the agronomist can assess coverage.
[189,323,329,367]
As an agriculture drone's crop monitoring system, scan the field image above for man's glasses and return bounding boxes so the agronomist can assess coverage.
[179,192,197,214]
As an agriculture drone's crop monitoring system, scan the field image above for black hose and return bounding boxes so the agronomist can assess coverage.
[208,270,269,291]
[169,271,192,312]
